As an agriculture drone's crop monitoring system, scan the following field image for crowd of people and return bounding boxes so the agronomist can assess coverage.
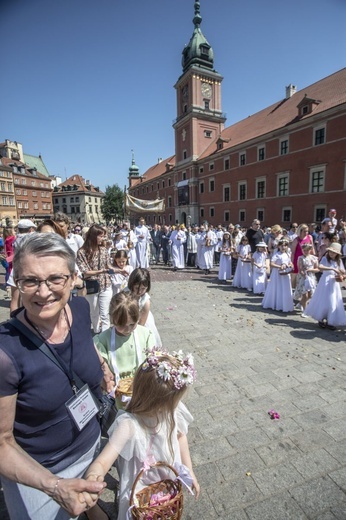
[0,209,345,519]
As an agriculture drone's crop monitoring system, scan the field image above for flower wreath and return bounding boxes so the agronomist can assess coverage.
[142,347,196,389]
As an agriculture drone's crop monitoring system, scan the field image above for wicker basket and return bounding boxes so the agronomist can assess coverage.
[115,377,133,401]
[129,461,183,520]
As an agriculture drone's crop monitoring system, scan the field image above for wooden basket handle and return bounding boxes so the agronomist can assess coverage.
[129,461,179,506]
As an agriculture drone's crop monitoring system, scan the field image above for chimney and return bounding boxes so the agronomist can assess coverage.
[285,84,297,99]
[158,158,162,163]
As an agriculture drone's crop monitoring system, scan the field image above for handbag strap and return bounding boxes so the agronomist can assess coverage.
[8,317,85,392]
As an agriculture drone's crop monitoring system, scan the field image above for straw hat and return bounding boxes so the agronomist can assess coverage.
[326,242,342,255]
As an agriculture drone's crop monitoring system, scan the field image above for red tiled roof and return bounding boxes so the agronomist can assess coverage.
[200,67,346,158]
[131,155,176,187]
[57,174,104,195]
[1,157,49,180]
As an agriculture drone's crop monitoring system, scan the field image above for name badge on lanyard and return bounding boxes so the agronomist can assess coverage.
[65,384,99,431]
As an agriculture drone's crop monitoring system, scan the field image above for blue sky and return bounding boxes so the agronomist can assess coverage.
[2,0,345,193]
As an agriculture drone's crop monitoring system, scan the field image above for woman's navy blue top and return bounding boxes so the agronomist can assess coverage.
[0,297,102,471]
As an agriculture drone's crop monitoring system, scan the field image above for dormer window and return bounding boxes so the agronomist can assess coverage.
[297,96,321,117]
[204,130,212,138]
[200,45,209,58]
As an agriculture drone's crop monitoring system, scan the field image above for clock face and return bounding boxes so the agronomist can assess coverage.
[201,82,212,99]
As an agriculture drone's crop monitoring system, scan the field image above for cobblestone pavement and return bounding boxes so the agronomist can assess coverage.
[1,264,346,519]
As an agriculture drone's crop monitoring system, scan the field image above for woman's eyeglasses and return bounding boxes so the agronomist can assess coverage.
[16,274,72,293]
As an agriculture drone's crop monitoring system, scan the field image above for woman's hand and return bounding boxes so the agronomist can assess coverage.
[101,363,115,394]
[51,476,106,516]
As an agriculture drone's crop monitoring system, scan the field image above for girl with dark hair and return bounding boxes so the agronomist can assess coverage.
[128,268,162,347]
[76,224,113,333]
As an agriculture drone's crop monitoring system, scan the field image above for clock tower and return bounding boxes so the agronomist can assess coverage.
[173,0,226,165]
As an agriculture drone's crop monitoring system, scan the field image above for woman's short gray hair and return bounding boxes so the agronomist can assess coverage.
[13,233,76,278]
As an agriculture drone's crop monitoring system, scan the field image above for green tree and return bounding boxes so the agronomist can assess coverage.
[101,184,124,223]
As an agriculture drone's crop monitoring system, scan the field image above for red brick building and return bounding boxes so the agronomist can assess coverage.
[128,1,346,228]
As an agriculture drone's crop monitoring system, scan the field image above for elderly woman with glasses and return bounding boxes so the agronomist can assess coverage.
[0,233,106,520]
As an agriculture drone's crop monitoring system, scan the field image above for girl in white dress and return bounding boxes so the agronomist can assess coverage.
[232,236,253,291]
[80,349,200,520]
[128,268,162,347]
[252,241,268,295]
[305,242,346,330]
[262,239,294,312]
[218,231,233,281]
[110,250,134,295]
[293,243,319,316]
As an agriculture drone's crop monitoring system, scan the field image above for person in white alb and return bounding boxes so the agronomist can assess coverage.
[135,217,150,268]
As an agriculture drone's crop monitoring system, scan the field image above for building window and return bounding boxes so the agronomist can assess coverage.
[183,150,187,160]
[162,181,165,188]
[280,139,289,155]
[311,169,325,193]
[240,153,246,166]
[256,179,266,199]
[200,182,204,194]
[282,208,292,222]
[210,207,214,218]
[157,182,159,189]
[239,210,245,222]
[314,127,325,146]
[199,167,204,174]
[71,207,75,213]
[200,208,204,218]
[209,163,214,171]
[168,178,171,187]
[315,206,326,222]
[169,214,172,222]
[278,175,289,196]
[224,158,230,170]
[224,186,230,202]
[76,206,80,213]
[258,147,265,161]
[76,197,79,202]
[257,210,264,222]
[224,211,230,222]
[62,198,66,203]
[209,179,215,192]
[34,203,38,210]
[168,196,172,208]
[1,182,5,191]
[204,101,209,110]
[204,130,212,138]
[2,196,7,205]
[239,183,246,201]
[182,172,186,181]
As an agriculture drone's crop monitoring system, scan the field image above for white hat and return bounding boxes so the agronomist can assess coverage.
[17,219,37,229]
[256,241,267,248]
[326,242,341,255]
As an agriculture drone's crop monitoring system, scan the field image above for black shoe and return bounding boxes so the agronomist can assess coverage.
[318,321,326,329]
[326,323,336,330]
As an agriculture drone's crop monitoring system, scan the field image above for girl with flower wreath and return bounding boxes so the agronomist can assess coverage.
[80,349,200,520]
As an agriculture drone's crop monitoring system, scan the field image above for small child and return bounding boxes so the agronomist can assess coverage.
[110,249,133,295]
[252,241,268,295]
[218,231,233,281]
[232,236,253,291]
[262,239,294,312]
[304,242,346,329]
[128,268,162,347]
[94,291,156,410]
[293,243,319,316]
[80,348,200,520]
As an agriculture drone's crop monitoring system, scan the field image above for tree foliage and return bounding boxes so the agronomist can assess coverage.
[101,184,124,223]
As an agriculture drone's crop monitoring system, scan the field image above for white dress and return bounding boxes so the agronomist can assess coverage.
[304,257,346,326]
[110,265,133,295]
[108,402,193,520]
[232,244,252,290]
[139,292,162,347]
[218,241,232,280]
[135,225,150,268]
[170,230,186,269]
[262,251,294,312]
[252,251,268,294]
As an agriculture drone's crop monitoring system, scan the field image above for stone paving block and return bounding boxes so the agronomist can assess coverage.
[183,488,219,519]
[293,409,332,429]
[290,430,336,453]
[260,417,304,440]
[290,448,340,480]
[201,415,239,440]
[208,475,263,516]
[251,462,305,495]
[320,400,346,419]
[216,449,266,481]
[292,394,329,412]
[190,437,236,466]
[289,475,346,518]
[243,382,282,399]
[329,466,346,492]
[226,427,271,451]
[255,438,302,466]
[322,418,346,442]
[325,438,346,465]
[314,512,340,520]
[245,490,308,520]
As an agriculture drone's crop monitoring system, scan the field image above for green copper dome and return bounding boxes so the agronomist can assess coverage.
[128,151,139,176]
[182,1,214,73]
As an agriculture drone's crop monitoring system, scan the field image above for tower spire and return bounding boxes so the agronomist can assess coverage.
[181,0,214,73]
[193,0,202,28]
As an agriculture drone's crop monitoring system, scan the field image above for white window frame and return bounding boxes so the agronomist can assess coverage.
[313,124,326,146]
[277,172,290,197]
[238,181,247,201]
[224,156,230,170]
[309,165,326,193]
[256,177,266,199]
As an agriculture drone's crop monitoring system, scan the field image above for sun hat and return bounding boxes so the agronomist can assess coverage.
[256,241,267,248]
[17,219,37,229]
[326,243,342,254]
